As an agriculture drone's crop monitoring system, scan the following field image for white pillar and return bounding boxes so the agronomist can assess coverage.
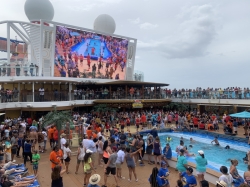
[7,23,10,64]
[32,82,34,102]
[69,83,72,101]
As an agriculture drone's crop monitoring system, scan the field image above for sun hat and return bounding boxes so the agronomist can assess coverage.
[216,180,227,187]
[198,150,204,155]
[86,149,93,153]
[89,174,101,185]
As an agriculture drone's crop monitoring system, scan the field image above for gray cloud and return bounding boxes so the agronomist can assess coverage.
[138,4,219,59]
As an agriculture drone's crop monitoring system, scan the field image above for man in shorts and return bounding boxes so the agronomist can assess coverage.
[103,146,119,187]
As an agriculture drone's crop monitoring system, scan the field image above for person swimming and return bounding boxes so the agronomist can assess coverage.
[190,138,195,143]
[225,145,230,149]
[211,137,220,145]
[166,137,172,142]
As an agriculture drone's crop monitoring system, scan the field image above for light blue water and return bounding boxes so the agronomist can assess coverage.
[71,38,112,60]
[156,132,249,176]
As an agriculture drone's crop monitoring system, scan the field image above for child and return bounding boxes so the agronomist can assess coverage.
[32,150,40,175]
[5,138,12,163]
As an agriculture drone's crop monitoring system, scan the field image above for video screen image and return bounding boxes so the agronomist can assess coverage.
[54,26,128,80]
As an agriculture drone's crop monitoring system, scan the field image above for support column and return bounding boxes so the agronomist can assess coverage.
[7,23,10,64]
[69,83,72,101]
[32,82,34,102]
[18,83,20,102]
[109,86,111,99]
[142,85,144,99]
[125,85,128,99]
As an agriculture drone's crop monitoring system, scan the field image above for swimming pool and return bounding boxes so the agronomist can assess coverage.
[155,132,249,176]
[71,37,112,60]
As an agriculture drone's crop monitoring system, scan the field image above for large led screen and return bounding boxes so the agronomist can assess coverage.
[54,26,128,80]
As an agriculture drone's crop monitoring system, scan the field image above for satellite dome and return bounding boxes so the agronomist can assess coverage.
[24,0,54,22]
[93,14,116,34]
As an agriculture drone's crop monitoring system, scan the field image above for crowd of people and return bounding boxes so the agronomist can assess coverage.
[1,109,250,187]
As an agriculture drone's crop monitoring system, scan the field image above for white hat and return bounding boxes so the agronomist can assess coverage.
[86,149,93,153]
[198,150,204,155]
[216,181,227,187]
[89,174,101,185]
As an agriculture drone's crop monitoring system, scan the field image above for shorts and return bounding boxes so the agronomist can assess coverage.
[136,125,139,128]
[189,125,194,128]
[154,152,161,156]
[0,155,4,161]
[116,163,122,168]
[121,126,124,130]
[39,142,44,147]
[146,147,152,154]
[11,148,17,155]
[127,123,130,126]
[77,159,84,164]
[64,157,71,162]
[84,168,92,174]
[176,121,178,125]
[5,153,11,161]
[33,164,38,170]
[50,139,54,143]
[105,167,116,175]
[168,121,171,124]
[196,171,206,175]
[90,153,96,163]
[103,157,109,164]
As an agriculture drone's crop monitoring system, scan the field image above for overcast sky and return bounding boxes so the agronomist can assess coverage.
[0,0,250,89]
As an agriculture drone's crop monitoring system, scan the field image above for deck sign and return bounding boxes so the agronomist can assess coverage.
[132,100,143,108]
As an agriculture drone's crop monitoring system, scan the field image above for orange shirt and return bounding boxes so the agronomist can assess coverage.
[92,133,97,139]
[48,128,54,139]
[96,127,101,133]
[49,151,61,169]
[86,130,92,138]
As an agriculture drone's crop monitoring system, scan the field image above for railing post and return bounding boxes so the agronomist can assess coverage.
[32,82,34,102]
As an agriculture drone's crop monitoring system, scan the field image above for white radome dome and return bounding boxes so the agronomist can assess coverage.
[93,14,116,34]
[24,0,54,22]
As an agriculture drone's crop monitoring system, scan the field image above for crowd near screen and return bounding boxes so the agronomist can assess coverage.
[54,26,128,80]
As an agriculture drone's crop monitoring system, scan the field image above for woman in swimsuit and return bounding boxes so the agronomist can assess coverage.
[153,136,162,167]
[230,159,244,187]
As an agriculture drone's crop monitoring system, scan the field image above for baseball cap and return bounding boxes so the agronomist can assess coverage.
[112,146,117,152]
[161,161,167,166]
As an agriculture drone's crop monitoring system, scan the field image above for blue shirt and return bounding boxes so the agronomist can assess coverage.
[195,155,207,172]
[176,155,187,172]
[24,142,32,153]
[163,146,172,159]
[181,172,197,187]
[158,167,169,185]
[87,184,100,187]
[148,174,163,186]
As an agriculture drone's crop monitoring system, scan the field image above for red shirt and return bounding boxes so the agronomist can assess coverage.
[136,118,141,124]
[141,115,146,123]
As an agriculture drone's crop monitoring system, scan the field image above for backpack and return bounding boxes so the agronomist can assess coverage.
[38,133,44,142]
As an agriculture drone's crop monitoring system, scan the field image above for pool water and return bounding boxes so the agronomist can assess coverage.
[71,37,112,60]
[155,132,249,176]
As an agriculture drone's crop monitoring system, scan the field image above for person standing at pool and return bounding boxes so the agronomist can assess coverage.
[230,159,244,187]
[179,167,197,187]
[195,150,207,187]
[153,136,162,166]
[176,149,188,172]
[219,166,233,187]
[211,137,220,145]
[146,135,154,165]
[162,143,172,167]
[176,140,184,157]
